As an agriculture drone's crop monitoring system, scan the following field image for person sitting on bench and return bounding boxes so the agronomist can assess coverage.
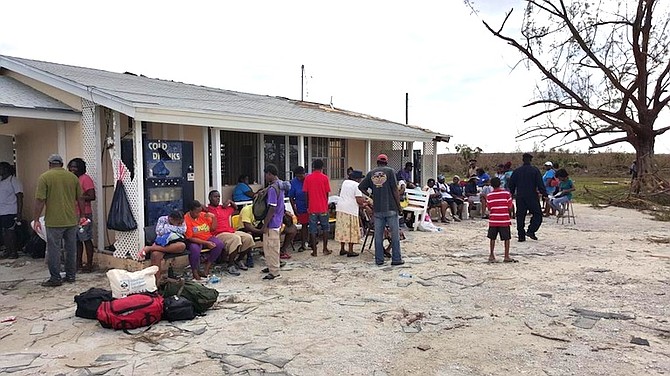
[137,210,186,281]
[184,200,224,281]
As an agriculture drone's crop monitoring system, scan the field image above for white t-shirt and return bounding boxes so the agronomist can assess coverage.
[436,182,453,199]
[337,179,363,216]
[0,175,23,216]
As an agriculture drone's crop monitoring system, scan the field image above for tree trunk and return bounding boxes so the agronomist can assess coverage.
[632,132,660,196]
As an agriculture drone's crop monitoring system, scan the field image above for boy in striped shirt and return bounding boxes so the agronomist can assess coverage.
[486,177,516,263]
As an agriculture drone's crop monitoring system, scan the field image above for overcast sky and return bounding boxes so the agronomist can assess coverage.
[2,0,667,153]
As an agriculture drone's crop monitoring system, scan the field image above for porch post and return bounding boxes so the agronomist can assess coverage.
[202,127,211,199]
[365,140,371,172]
[211,128,222,192]
[57,121,67,160]
[298,135,305,168]
[93,107,104,251]
[259,133,265,185]
[432,140,438,178]
[133,119,145,248]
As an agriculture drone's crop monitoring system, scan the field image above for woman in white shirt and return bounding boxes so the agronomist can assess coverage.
[334,170,366,257]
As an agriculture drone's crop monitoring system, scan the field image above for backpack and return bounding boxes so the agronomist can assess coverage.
[252,183,279,221]
[163,295,196,322]
[74,288,113,319]
[96,293,164,330]
[160,279,218,314]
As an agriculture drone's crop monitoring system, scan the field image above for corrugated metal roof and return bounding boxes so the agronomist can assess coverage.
[0,55,449,140]
[0,75,76,112]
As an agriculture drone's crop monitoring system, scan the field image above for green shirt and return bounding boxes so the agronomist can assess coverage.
[35,167,82,227]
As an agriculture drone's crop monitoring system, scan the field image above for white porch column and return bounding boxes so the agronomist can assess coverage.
[365,140,371,172]
[258,133,265,185]
[202,127,211,199]
[93,107,105,251]
[298,135,305,168]
[133,119,145,249]
[432,140,438,179]
[57,121,67,160]
[211,128,222,192]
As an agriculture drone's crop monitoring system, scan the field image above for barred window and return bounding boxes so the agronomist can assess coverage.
[310,137,346,179]
[221,130,259,185]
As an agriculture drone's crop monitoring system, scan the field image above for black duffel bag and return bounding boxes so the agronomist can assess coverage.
[163,295,196,322]
[74,288,113,319]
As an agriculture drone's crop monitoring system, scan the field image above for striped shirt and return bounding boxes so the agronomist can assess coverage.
[487,188,513,227]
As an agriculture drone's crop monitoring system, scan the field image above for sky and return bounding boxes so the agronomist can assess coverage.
[2,0,668,154]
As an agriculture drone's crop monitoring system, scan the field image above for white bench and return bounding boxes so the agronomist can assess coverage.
[403,189,430,230]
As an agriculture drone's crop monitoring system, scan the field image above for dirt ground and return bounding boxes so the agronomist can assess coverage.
[0,204,668,376]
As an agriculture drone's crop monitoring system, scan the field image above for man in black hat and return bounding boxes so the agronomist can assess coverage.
[507,153,547,241]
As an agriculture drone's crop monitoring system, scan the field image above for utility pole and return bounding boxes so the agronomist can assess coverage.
[301,65,305,101]
[405,92,409,124]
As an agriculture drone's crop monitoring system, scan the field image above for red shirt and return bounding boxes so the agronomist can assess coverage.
[303,170,330,213]
[206,204,235,235]
[78,173,95,215]
[487,188,513,227]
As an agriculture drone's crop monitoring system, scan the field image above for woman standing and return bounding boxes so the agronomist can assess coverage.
[335,170,365,257]
[184,200,224,280]
[67,158,96,272]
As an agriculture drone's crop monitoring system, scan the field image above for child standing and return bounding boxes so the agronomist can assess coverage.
[486,177,516,263]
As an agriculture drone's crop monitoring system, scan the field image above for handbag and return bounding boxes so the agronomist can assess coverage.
[163,295,196,322]
[107,162,137,231]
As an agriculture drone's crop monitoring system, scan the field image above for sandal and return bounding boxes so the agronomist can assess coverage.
[136,247,149,261]
[503,258,519,263]
[311,251,318,257]
[323,249,332,255]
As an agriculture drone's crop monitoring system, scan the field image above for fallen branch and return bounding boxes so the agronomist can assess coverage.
[531,332,571,342]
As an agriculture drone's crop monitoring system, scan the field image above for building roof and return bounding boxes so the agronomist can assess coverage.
[0,76,79,121]
[0,55,449,142]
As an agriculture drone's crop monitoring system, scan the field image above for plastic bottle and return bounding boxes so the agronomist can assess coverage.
[399,272,412,278]
[209,274,220,284]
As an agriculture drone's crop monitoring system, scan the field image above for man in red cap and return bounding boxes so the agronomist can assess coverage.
[358,154,404,266]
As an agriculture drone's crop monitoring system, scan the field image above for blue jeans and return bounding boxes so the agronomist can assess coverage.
[374,211,401,265]
[308,213,330,234]
[46,226,77,281]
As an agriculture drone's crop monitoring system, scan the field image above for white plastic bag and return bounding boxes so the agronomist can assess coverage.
[418,215,440,232]
[31,217,47,241]
[106,265,159,298]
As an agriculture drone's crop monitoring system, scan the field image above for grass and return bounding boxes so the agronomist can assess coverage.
[570,176,630,205]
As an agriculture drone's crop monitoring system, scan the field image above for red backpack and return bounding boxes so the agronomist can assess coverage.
[97,293,163,330]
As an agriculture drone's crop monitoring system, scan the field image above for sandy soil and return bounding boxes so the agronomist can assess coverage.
[0,204,668,376]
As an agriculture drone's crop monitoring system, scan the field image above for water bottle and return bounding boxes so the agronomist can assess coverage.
[399,272,412,278]
[209,274,220,284]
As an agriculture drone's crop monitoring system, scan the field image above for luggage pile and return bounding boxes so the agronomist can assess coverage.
[73,266,219,331]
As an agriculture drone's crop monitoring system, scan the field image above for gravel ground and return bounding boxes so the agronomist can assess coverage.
[0,203,668,376]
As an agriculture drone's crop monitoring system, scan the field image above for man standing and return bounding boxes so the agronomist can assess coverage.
[67,158,96,272]
[302,159,331,257]
[359,154,403,266]
[34,154,85,286]
[396,162,416,189]
[0,162,23,259]
[508,153,547,242]
[261,164,284,280]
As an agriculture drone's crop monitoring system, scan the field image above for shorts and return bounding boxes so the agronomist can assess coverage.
[428,197,442,207]
[308,213,330,234]
[487,226,511,241]
[76,214,93,242]
[296,213,309,225]
[0,214,16,229]
[443,197,455,205]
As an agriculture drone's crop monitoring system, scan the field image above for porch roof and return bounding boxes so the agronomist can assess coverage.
[0,76,80,121]
[0,55,449,143]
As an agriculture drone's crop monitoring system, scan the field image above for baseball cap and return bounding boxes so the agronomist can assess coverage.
[453,175,460,180]
[47,154,63,164]
[544,161,553,167]
[377,154,388,162]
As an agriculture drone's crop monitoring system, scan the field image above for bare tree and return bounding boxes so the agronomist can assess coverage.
[469,0,670,195]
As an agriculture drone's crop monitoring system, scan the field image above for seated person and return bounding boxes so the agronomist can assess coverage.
[237,204,297,258]
[137,210,187,282]
[436,174,461,222]
[476,168,491,187]
[184,200,224,281]
[424,178,451,223]
[206,190,253,276]
[550,168,575,216]
[232,174,255,202]
[479,178,493,219]
[464,175,479,205]
[448,175,466,219]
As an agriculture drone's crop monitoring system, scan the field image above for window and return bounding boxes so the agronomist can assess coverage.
[310,137,346,179]
[221,130,259,185]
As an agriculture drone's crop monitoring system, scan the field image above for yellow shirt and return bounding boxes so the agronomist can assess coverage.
[238,205,260,230]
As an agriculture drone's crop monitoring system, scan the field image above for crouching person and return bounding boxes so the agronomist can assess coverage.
[138,210,186,282]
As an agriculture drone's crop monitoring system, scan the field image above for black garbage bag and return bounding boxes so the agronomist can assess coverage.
[107,180,137,231]
[24,233,46,258]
